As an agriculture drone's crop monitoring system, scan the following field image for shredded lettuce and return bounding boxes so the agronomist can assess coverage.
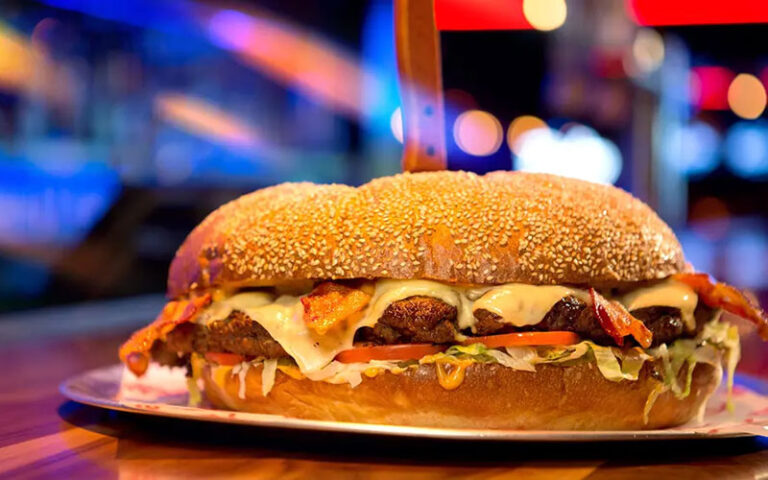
[423,341,651,381]
[261,359,278,397]
[426,320,738,395]
[488,347,538,372]
[539,342,590,363]
[422,343,538,372]
[646,319,737,410]
[701,319,740,410]
[302,359,404,387]
[186,377,202,407]
[643,382,666,424]
[587,342,653,381]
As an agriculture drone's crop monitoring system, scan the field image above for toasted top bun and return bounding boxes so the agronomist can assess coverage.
[168,171,685,298]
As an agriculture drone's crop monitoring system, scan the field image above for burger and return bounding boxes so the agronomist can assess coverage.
[120,171,767,430]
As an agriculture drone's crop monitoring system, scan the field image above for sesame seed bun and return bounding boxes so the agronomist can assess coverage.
[200,360,719,430]
[168,171,685,297]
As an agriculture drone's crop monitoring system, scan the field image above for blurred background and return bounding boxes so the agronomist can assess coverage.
[0,0,765,368]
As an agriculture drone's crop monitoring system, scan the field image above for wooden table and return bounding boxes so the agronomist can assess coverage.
[1,300,767,479]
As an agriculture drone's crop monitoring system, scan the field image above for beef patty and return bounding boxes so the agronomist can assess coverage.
[355,296,458,344]
[150,312,288,366]
[151,294,710,366]
[474,295,690,347]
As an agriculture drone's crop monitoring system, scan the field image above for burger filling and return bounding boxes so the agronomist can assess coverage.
[152,294,711,368]
[121,274,764,421]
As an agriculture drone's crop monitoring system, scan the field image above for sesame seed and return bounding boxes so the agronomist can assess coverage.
[167,171,685,296]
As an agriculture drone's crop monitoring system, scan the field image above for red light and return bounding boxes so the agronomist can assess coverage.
[591,50,626,79]
[434,0,533,31]
[627,0,768,26]
[691,66,735,111]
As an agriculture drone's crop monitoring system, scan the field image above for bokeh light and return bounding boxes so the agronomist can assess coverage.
[631,28,664,74]
[453,110,503,156]
[677,231,715,275]
[666,120,720,176]
[206,9,374,120]
[725,230,768,289]
[390,107,403,144]
[690,196,730,241]
[514,124,622,184]
[155,93,260,148]
[724,121,768,177]
[522,0,567,31]
[507,115,547,154]
[727,73,767,120]
[0,21,66,103]
[690,66,734,110]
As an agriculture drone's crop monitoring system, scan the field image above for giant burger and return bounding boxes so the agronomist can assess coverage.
[120,171,767,430]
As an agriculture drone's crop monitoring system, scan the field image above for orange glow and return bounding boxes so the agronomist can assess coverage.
[204,9,374,120]
[507,115,547,154]
[454,110,503,156]
[728,74,767,120]
[0,24,37,91]
[0,22,65,103]
[155,93,260,148]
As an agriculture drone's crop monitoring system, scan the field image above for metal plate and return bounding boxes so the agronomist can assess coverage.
[60,364,768,442]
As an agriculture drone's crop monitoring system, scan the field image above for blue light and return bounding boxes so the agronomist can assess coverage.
[665,121,720,176]
[360,0,400,131]
[0,158,120,247]
[676,230,715,273]
[38,0,195,34]
[724,229,768,289]
[724,121,768,178]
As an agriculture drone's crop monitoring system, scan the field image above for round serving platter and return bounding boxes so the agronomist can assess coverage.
[60,364,768,442]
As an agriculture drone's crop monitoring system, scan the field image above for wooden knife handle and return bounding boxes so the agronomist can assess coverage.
[394,0,447,172]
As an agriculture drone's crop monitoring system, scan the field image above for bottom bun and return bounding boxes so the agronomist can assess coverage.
[199,360,719,430]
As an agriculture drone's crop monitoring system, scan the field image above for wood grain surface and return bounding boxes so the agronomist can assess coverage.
[1,315,768,479]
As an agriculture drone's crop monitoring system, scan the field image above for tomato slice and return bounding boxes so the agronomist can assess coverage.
[335,344,446,363]
[463,331,580,349]
[205,352,246,365]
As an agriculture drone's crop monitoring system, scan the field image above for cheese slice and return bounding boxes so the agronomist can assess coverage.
[212,294,376,373]
[472,284,589,327]
[620,280,698,331]
[198,291,274,325]
[364,279,480,330]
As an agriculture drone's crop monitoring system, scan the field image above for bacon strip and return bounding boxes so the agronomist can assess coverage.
[589,288,653,348]
[119,293,211,376]
[673,273,768,340]
[301,282,371,335]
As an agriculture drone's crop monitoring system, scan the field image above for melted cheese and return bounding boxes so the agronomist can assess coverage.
[472,284,588,327]
[198,291,274,326]
[620,280,698,331]
[216,294,376,373]
[365,279,480,330]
